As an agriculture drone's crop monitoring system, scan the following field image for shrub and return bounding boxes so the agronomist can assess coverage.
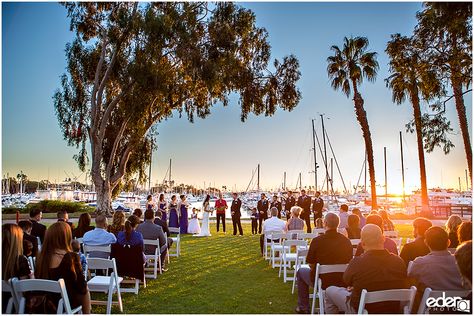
[25,200,95,214]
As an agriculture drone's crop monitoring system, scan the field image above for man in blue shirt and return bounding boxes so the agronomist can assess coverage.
[83,214,117,258]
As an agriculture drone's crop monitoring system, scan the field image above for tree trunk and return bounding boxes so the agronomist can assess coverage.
[452,78,472,186]
[352,81,378,210]
[93,175,113,216]
[411,92,430,216]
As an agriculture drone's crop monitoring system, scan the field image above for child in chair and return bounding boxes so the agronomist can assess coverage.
[71,239,87,274]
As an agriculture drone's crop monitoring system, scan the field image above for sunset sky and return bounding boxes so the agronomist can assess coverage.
[2,2,472,194]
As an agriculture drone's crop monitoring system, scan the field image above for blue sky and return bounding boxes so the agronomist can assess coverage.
[2,2,472,193]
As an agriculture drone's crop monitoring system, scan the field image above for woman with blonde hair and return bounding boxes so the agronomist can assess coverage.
[446,214,463,248]
[108,210,125,237]
[35,221,90,313]
[286,206,305,232]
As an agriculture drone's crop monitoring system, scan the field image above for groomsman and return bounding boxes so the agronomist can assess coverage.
[270,195,282,219]
[257,193,269,234]
[231,192,243,236]
[285,191,296,220]
[297,189,312,233]
[312,191,324,226]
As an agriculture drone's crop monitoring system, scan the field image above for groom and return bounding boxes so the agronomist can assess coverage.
[231,192,243,236]
[215,192,228,233]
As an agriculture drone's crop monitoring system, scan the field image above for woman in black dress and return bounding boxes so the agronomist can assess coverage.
[72,213,94,238]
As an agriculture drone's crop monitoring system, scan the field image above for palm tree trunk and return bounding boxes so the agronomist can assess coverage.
[410,92,430,216]
[352,80,378,210]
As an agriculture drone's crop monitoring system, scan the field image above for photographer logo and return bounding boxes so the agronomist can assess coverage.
[426,292,470,313]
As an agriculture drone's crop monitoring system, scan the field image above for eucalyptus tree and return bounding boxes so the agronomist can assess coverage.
[327,36,379,210]
[54,3,301,214]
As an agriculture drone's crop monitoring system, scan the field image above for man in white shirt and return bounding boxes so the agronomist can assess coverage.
[83,215,117,258]
[338,204,350,229]
[259,207,286,255]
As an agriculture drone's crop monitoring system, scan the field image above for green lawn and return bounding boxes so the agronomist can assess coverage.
[91,222,413,314]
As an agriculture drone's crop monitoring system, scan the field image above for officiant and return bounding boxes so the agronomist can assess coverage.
[231,192,243,236]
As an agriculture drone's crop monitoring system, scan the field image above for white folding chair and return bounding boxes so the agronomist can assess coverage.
[291,249,309,294]
[337,228,348,237]
[312,263,349,314]
[264,230,281,260]
[312,228,325,236]
[280,239,308,282]
[168,227,181,257]
[83,244,111,259]
[357,286,417,314]
[384,230,399,238]
[143,239,163,279]
[86,257,123,314]
[417,287,471,314]
[271,232,288,268]
[36,236,42,251]
[3,279,17,313]
[350,239,361,256]
[298,232,318,241]
[391,237,403,251]
[11,278,82,314]
[288,229,305,239]
[27,256,36,273]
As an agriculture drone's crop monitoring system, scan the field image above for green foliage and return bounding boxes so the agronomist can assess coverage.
[405,112,454,154]
[22,200,96,214]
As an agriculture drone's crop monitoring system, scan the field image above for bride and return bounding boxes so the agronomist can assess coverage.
[195,194,212,237]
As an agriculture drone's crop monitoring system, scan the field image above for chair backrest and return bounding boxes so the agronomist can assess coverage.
[87,257,121,289]
[298,232,317,240]
[169,227,180,235]
[350,239,361,246]
[3,279,17,312]
[271,232,288,241]
[312,228,325,235]
[384,230,399,238]
[288,230,305,239]
[357,286,417,314]
[417,287,472,314]
[36,236,42,251]
[264,230,282,240]
[27,256,36,272]
[283,239,307,248]
[83,244,111,258]
[296,248,309,259]
[143,239,160,255]
[11,278,75,314]
[110,243,145,281]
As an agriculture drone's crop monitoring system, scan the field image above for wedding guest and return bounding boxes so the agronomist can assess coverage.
[270,195,282,219]
[251,208,259,235]
[35,222,91,314]
[286,206,305,233]
[458,221,472,243]
[346,214,361,239]
[257,193,269,234]
[83,215,117,258]
[18,219,39,257]
[137,210,167,270]
[260,207,286,255]
[454,241,472,291]
[312,191,324,226]
[231,192,243,236]
[168,195,179,228]
[315,218,324,229]
[29,209,47,243]
[118,215,144,248]
[399,217,432,265]
[71,239,87,275]
[379,210,395,231]
[351,208,366,228]
[158,193,168,222]
[154,210,173,248]
[338,204,349,229]
[215,192,228,234]
[325,224,408,314]
[178,195,190,234]
[408,226,464,290]
[188,209,201,234]
[354,214,398,256]
[73,213,94,238]
[446,215,463,248]
[133,208,143,223]
[108,211,125,237]
[284,190,296,220]
[57,210,74,229]
[297,189,312,233]
[295,213,353,314]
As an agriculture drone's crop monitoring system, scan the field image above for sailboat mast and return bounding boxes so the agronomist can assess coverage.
[283,171,286,190]
[148,143,153,193]
[399,131,406,202]
[299,172,302,191]
[257,164,260,191]
[311,119,318,191]
[384,147,387,199]
[320,115,329,196]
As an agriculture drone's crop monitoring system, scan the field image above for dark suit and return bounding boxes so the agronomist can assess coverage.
[154,217,173,248]
[57,218,75,230]
[257,199,269,234]
[270,201,282,219]
[312,197,324,226]
[231,198,243,235]
[297,195,312,233]
[285,196,296,219]
[30,219,46,243]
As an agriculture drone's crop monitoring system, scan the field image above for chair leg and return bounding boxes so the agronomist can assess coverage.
[158,255,162,275]
[106,289,113,314]
[318,290,324,315]
[292,265,298,294]
[116,286,123,312]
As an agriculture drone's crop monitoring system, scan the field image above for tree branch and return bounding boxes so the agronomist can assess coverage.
[96,46,118,108]
[91,33,108,136]
[105,117,130,180]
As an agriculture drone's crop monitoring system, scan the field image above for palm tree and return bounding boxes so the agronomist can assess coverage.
[385,34,443,216]
[327,36,379,210]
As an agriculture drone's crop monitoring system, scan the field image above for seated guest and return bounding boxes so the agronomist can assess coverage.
[137,210,167,270]
[454,241,471,298]
[259,207,286,255]
[83,215,117,258]
[133,208,144,223]
[118,215,144,248]
[354,214,398,256]
[34,222,90,314]
[446,214,463,248]
[399,217,432,265]
[154,210,173,248]
[108,210,125,237]
[379,210,395,232]
[325,224,408,314]
[295,213,353,314]
[286,206,305,233]
[346,214,361,239]
[408,226,464,290]
[29,209,46,243]
[71,239,87,275]
[57,210,74,229]
[457,221,472,244]
[351,208,366,228]
[18,219,39,257]
[73,213,94,238]
[338,204,349,229]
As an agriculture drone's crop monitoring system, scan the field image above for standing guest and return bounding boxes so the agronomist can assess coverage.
[354,214,398,256]
[270,195,282,219]
[286,206,305,233]
[118,215,144,247]
[108,211,125,237]
[35,222,91,314]
[454,241,472,296]
[351,208,366,228]
[146,194,155,212]
[312,191,324,227]
[297,189,312,233]
[57,210,74,229]
[458,221,472,243]
[154,210,173,249]
[158,193,168,222]
[251,208,259,235]
[257,193,269,234]
[215,192,228,234]
[178,195,190,234]
[284,191,296,220]
[168,195,179,228]
[259,207,286,255]
[83,215,117,258]
[346,214,361,239]
[18,220,39,257]
[325,224,408,314]
[29,209,47,243]
[295,213,353,314]
[133,208,143,223]
[408,226,464,290]
[379,210,395,232]
[231,192,243,236]
[399,217,432,265]
[338,204,349,229]
[136,210,167,270]
[446,215,463,248]
[73,213,94,239]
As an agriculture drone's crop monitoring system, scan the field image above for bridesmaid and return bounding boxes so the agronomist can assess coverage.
[178,194,189,234]
[168,195,179,228]
[158,193,168,222]
[146,195,155,212]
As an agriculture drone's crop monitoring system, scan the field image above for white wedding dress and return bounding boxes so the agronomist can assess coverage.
[195,201,211,237]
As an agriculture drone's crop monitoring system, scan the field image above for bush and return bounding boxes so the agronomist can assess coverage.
[24,200,95,214]
[3,207,22,214]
